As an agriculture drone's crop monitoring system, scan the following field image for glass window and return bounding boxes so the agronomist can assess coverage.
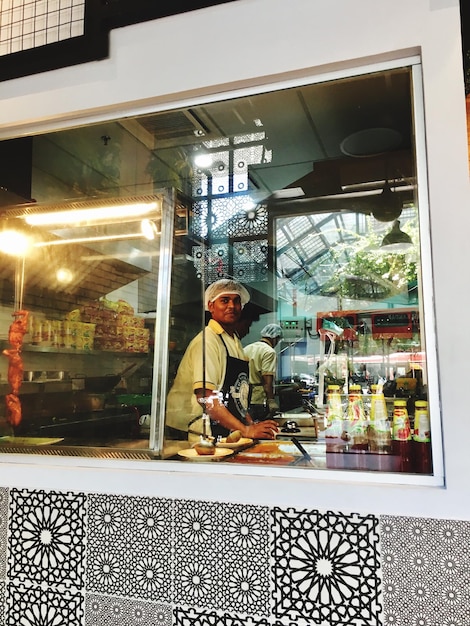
[0,63,439,477]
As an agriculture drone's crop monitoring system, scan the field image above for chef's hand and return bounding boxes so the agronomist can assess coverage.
[243,419,279,440]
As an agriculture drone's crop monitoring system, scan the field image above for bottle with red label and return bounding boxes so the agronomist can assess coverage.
[412,400,432,474]
[391,399,413,472]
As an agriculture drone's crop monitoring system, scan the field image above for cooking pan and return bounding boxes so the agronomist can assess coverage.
[82,363,138,393]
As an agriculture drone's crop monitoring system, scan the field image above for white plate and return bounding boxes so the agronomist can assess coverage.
[178,448,233,461]
[217,437,253,449]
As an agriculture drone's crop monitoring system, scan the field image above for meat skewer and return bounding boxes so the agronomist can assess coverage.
[3,258,28,427]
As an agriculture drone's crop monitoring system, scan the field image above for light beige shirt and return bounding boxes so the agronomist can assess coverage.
[165,319,247,432]
[244,339,277,405]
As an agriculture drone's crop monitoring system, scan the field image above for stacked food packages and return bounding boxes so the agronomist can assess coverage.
[26,298,150,353]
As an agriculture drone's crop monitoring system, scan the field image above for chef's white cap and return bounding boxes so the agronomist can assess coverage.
[261,323,283,339]
[205,279,250,310]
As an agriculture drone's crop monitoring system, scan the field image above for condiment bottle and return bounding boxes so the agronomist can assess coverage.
[412,400,432,474]
[391,399,413,472]
[324,384,343,440]
[346,384,368,450]
[368,386,391,453]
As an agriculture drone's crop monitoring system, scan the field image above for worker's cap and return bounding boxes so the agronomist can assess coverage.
[204,279,250,310]
[261,323,283,339]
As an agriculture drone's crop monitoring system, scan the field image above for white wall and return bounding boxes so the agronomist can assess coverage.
[0,0,469,520]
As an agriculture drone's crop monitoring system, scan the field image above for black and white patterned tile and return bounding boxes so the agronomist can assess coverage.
[271,507,382,626]
[0,488,9,581]
[7,488,87,590]
[86,494,174,602]
[173,499,271,616]
[0,581,5,625]
[174,604,280,625]
[381,515,470,626]
[6,580,84,625]
[85,592,172,625]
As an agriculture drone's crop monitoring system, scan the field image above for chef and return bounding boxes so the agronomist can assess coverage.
[165,278,279,441]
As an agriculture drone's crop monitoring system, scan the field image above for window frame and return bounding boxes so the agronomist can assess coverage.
[0,55,444,487]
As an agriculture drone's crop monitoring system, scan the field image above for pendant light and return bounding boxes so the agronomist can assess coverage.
[380,219,413,252]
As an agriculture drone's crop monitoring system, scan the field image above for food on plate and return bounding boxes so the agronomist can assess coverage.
[226,429,242,443]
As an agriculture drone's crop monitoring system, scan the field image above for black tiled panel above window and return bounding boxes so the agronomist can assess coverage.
[0,0,238,82]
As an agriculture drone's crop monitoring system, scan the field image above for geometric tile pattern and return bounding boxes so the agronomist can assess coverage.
[6,580,84,626]
[85,593,172,625]
[271,507,382,626]
[381,515,470,626]
[7,488,87,590]
[173,499,271,616]
[0,486,468,626]
[86,494,173,602]
[0,488,9,581]
[174,604,279,625]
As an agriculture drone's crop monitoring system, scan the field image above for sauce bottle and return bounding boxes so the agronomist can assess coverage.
[324,384,343,444]
[413,400,432,474]
[346,384,368,450]
[391,399,413,472]
[368,386,391,453]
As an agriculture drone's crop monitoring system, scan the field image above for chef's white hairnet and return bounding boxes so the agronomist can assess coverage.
[261,323,283,339]
[205,279,250,310]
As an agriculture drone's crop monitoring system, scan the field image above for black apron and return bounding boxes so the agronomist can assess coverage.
[210,335,250,439]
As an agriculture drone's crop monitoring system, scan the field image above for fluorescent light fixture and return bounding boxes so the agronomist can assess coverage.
[271,187,305,199]
[34,232,142,247]
[23,201,159,227]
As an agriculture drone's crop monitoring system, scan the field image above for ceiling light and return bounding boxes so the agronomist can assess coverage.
[34,232,141,247]
[23,201,159,226]
[194,153,213,169]
[56,268,74,284]
[140,218,160,240]
[0,229,30,256]
[271,187,305,199]
[372,181,403,222]
[340,127,402,157]
[380,219,413,252]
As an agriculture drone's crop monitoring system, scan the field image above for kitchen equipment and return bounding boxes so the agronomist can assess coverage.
[192,414,216,455]
[290,436,314,466]
[80,362,138,393]
[281,420,301,433]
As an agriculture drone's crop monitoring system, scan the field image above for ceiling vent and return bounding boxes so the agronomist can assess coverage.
[136,109,211,148]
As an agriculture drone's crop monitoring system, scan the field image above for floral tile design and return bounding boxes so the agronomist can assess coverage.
[6,580,84,625]
[381,515,470,626]
[174,604,281,625]
[85,592,172,625]
[0,488,9,580]
[173,499,271,616]
[271,507,382,626]
[8,488,86,590]
[86,494,174,602]
[0,581,5,625]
